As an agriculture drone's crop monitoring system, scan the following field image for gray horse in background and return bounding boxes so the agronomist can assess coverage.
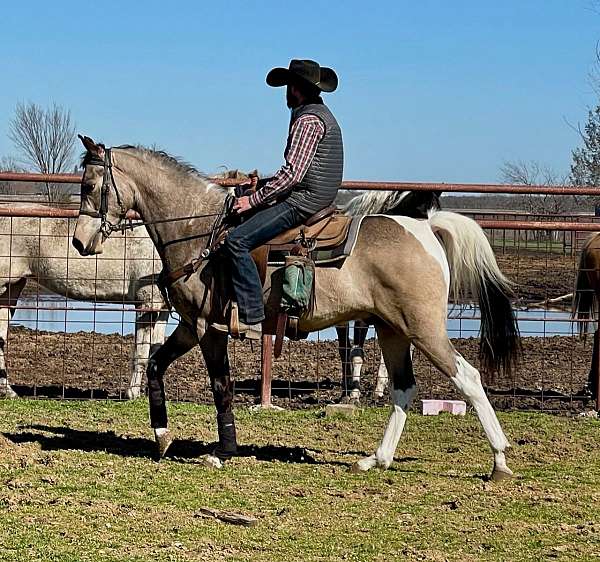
[0,208,168,399]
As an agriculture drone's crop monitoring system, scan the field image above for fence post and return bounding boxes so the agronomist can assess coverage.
[260,334,273,407]
[594,330,600,412]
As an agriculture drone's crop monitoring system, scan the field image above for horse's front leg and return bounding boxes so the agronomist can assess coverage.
[199,328,236,469]
[147,322,197,457]
[0,279,26,399]
[128,311,156,400]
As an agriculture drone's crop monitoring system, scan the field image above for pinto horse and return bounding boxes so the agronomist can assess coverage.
[72,137,520,480]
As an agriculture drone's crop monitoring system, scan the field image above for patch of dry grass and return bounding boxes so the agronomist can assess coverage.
[0,400,599,561]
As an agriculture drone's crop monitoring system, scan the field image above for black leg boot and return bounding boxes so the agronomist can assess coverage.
[214,412,238,461]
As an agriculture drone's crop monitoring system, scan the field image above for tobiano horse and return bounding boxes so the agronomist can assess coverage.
[573,232,600,399]
[72,137,520,480]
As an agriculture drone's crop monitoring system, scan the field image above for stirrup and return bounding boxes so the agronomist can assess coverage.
[230,302,241,339]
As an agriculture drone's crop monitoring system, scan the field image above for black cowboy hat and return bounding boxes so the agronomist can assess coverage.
[266,59,338,93]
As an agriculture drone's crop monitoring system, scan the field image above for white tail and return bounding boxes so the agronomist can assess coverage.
[427,210,513,303]
[427,210,520,375]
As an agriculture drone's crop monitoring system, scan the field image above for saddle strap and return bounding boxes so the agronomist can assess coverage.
[274,312,288,359]
[160,258,204,288]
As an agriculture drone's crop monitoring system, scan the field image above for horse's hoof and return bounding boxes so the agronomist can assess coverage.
[490,466,514,482]
[350,456,376,473]
[1,389,18,400]
[0,380,18,400]
[154,428,173,459]
[126,389,140,400]
[201,455,224,469]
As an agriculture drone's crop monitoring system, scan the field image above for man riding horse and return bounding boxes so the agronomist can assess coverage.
[213,59,344,340]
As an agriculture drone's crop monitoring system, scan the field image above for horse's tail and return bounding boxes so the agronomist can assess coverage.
[573,238,597,339]
[427,210,521,376]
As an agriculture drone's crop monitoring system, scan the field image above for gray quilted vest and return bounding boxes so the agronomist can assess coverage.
[285,103,344,215]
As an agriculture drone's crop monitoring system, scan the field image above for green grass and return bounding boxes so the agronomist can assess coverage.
[490,237,572,254]
[0,400,599,561]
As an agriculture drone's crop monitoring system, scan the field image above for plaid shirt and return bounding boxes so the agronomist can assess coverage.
[249,114,325,208]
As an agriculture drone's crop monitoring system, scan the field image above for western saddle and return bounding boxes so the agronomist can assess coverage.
[160,202,353,351]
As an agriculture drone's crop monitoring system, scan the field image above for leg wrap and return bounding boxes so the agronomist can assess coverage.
[214,412,237,460]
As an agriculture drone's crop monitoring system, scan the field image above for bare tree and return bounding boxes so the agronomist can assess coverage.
[499,159,570,215]
[8,102,76,202]
[0,156,26,196]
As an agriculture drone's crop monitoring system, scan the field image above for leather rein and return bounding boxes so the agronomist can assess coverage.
[80,148,235,293]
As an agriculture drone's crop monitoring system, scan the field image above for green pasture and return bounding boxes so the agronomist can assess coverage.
[0,400,599,561]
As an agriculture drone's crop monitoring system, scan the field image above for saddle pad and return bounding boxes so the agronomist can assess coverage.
[267,214,352,249]
[267,216,364,266]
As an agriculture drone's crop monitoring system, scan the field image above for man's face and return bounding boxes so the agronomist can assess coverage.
[286,84,301,109]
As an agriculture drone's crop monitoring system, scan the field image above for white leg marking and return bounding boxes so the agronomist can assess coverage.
[374,385,417,468]
[353,384,416,472]
[350,354,363,401]
[451,355,512,477]
[0,307,17,399]
[154,427,169,438]
[202,454,224,469]
[374,355,388,398]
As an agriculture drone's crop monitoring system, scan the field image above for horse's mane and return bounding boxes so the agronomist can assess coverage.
[116,145,209,179]
[342,190,411,216]
[81,144,231,191]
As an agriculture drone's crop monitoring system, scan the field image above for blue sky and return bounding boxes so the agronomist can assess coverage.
[2,0,599,182]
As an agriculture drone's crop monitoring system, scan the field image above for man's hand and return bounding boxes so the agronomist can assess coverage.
[233,196,253,214]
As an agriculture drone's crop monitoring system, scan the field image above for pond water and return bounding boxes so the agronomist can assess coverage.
[11,298,578,340]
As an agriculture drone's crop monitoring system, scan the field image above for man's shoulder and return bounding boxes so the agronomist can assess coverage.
[296,113,325,125]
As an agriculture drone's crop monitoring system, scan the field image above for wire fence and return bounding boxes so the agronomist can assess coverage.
[1,172,599,412]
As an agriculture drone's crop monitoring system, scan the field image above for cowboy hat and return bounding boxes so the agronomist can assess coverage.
[266,59,338,93]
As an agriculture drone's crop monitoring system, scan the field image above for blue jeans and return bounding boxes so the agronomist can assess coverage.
[223,201,306,324]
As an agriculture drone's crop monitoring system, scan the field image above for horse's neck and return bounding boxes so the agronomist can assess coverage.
[121,154,225,271]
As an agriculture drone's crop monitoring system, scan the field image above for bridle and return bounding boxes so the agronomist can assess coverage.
[80,147,234,242]
[79,147,237,291]
[79,148,129,237]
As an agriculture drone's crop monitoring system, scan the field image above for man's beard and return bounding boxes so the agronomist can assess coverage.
[286,88,300,109]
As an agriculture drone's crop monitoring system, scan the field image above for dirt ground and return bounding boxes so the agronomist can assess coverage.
[4,249,592,411]
[3,325,595,413]
[495,249,578,302]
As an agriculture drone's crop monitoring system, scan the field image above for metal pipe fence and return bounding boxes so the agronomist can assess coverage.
[1,173,600,412]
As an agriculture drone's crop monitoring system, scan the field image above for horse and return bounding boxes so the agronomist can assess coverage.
[73,137,520,480]
[573,232,600,397]
[0,208,168,399]
[336,190,442,401]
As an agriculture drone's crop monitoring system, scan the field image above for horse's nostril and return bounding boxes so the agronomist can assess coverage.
[72,237,86,255]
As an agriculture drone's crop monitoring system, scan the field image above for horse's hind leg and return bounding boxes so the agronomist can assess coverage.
[198,328,236,469]
[353,324,416,472]
[0,279,26,399]
[335,324,353,399]
[410,324,512,480]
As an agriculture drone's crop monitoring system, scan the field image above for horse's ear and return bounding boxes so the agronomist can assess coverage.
[78,134,104,158]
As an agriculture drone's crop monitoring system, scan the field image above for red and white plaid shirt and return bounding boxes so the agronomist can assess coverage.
[249,114,325,208]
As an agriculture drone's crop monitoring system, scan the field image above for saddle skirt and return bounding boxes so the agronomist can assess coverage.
[249,208,363,286]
